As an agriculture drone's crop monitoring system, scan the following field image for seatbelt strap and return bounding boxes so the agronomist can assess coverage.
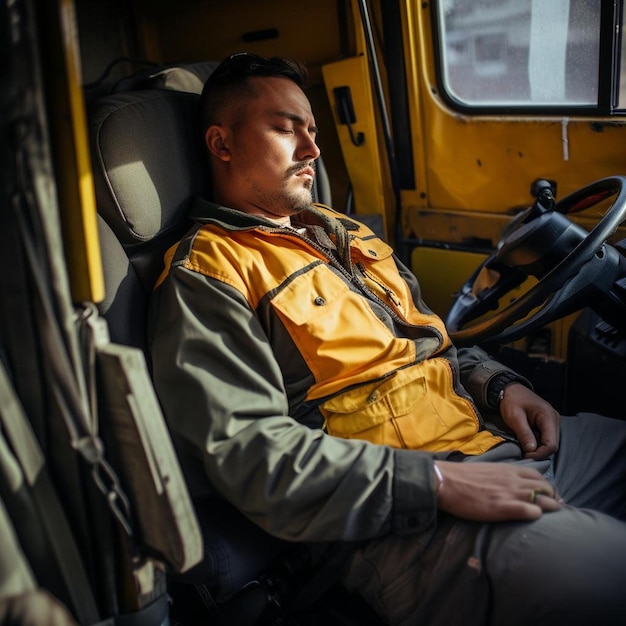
[0,494,37,598]
[0,359,100,624]
[14,206,134,539]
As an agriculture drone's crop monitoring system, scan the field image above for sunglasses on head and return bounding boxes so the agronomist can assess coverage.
[210,52,272,80]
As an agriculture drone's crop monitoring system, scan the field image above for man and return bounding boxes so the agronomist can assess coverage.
[148,53,626,625]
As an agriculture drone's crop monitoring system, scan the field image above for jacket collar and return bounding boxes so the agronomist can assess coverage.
[188,195,344,233]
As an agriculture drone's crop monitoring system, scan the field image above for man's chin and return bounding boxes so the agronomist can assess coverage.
[290,188,314,211]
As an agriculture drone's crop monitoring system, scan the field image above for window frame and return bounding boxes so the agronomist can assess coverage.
[431,0,623,116]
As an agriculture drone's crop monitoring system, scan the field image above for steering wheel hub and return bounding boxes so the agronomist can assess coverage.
[446,176,626,346]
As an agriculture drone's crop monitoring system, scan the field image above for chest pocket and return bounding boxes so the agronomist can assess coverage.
[320,358,501,454]
[270,262,415,392]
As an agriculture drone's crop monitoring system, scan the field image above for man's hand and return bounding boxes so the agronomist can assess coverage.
[499,382,560,459]
[433,383,562,523]
[435,461,561,522]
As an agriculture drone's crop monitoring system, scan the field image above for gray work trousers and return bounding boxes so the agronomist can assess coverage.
[342,413,626,626]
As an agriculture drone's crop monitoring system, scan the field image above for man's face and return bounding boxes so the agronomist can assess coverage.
[211,76,321,221]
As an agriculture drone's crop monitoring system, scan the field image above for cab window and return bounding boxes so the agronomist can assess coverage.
[435,0,624,113]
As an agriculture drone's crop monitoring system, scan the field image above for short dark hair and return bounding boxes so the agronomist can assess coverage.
[200,53,309,134]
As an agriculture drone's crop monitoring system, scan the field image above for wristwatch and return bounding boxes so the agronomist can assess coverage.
[487,372,528,409]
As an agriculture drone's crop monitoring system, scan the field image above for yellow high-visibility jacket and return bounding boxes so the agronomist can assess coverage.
[149,199,524,542]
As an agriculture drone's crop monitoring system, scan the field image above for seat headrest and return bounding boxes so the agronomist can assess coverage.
[112,61,220,96]
[90,89,210,246]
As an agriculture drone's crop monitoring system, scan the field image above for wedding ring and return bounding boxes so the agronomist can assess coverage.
[530,487,554,504]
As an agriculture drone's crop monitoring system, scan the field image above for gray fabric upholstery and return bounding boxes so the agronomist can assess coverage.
[90,90,208,245]
[90,69,294,599]
[314,158,332,207]
[90,88,209,348]
[112,61,220,96]
[95,215,149,348]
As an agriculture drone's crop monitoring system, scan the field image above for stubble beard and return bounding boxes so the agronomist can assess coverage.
[283,161,316,213]
[252,172,314,219]
[285,181,314,213]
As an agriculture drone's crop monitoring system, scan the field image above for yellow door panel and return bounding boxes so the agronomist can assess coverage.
[412,247,488,319]
[420,115,626,216]
[322,55,391,237]
[405,1,626,219]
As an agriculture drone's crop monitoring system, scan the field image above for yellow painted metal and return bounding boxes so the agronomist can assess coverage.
[412,247,488,319]
[399,0,429,212]
[322,55,389,235]
[408,204,626,253]
[45,0,104,303]
[134,0,343,75]
[403,0,626,219]
[397,0,626,359]
[320,0,405,239]
[136,15,163,63]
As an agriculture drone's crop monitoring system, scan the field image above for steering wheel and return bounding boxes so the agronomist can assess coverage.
[446,176,626,347]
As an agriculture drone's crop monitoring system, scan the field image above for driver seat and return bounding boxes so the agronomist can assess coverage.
[93,61,332,352]
[88,64,337,621]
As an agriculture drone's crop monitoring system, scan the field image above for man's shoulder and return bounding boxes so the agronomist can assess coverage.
[174,222,253,268]
[311,203,386,241]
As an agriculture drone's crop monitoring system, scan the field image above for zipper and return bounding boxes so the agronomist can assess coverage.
[274,226,398,312]
[356,262,402,308]
[258,224,510,441]
[271,226,444,344]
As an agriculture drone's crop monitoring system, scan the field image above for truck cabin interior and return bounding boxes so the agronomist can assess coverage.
[1,0,626,624]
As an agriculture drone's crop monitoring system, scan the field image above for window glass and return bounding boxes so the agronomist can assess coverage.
[438,0,601,107]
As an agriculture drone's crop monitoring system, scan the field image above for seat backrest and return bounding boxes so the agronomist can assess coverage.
[90,87,210,348]
[92,61,332,349]
[112,61,221,96]
[126,62,332,207]
[88,63,312,605]
[112,61,332,207]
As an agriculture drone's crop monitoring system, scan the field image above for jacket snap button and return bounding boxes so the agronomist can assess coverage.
[314,296,326,306]
[367,390,381,403]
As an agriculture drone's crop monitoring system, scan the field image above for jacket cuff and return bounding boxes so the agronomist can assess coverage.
[465,359,533,410]
[391,449,437,535]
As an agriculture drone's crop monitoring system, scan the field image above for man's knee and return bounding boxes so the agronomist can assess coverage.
[487,507,626,626]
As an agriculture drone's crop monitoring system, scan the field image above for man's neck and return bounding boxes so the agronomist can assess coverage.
[255,214,292,227]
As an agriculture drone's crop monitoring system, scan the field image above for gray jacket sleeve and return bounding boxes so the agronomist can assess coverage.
[148,265,438,543]
[457,346,532,410]
[395,256,529,410]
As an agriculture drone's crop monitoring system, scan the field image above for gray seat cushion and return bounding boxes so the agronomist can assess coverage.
[90,89,209,245]
[112,61,220,96]
[90,88,210,347]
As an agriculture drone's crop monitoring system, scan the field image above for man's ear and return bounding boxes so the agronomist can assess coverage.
[205,125,231,161]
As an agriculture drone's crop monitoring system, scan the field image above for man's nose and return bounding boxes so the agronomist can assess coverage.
[297,134,321,161]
